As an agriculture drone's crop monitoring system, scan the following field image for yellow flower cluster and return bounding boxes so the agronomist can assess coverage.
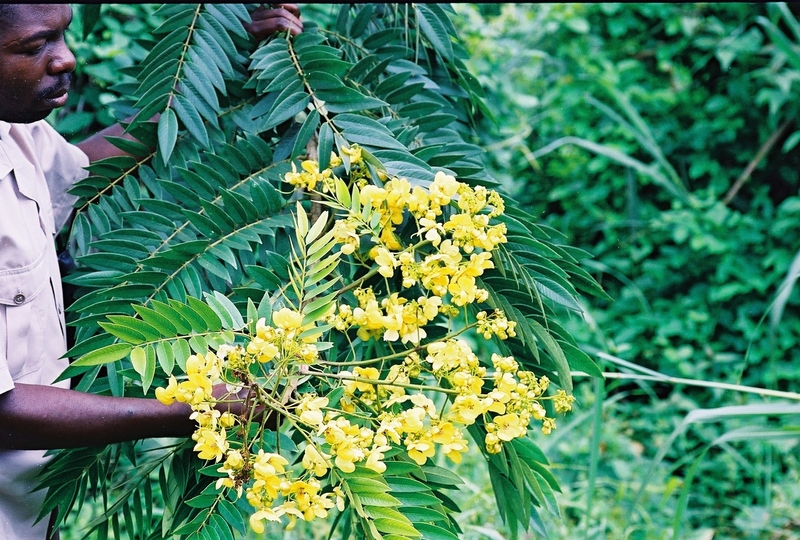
[294,382,470,469]
[247,307,319,365]
[476,310,517,340]
[326,287,444,345]
[355,170,508,307]
[218,448,343,534]
[155,351,241,461]
[421,341,560,452]
[284,160,334,192]
[152,149,579,536]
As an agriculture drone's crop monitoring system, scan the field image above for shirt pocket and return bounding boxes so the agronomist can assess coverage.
[0,247,49,381]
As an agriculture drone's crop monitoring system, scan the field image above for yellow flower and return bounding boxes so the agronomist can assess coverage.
[450,394,489,425]
[247,337,279,363]
[155,376,178,405]
[430,171,460,207]
[484,431,502,454]
[365,444,391,473]
[493,413,527,442]
[375,416,403,446]
[340,144,362,164]
[373,247,399,278]
[297,394,329,427]
[405,433,436,465]
[249,508,283,534]
[554,389,576,413]
[302,444,331,477]
[333,442,361,473]
[192,427,229,462]
[272,307,304,332]
[430,422,469,464]
[398,406,427,434]
[333,486,346,511]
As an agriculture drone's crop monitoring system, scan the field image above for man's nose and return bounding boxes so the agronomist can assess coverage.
[48,39,76,75]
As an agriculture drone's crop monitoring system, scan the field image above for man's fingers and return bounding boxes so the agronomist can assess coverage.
[246,4,303,38]
[251,4,301,20]
[245,18,304,38]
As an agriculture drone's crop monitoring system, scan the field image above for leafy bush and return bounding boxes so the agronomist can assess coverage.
[44,4,601,540]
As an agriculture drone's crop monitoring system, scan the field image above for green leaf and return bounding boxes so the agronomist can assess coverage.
[350,4,374,38]
[173,93,210,148]
[157,108,178,166]
[263,80,309,129]
[353,492,401,507]
[333,114,407,151]
[203,291,245,331]
[187,297,224,332]
[81,4,101,39]
[104,136,151,157]
[143,345,156,393]
[130,346,147,379]
[104,315,163,342]
[155,341,175,375]
[415,5,453,61]
[414,523,459,540]
[373,517,421,538]
[416,465,464,487]
[527,318,573,392]
[291,109,320,160]
[72,343,134,367]
[385,477,430,493]
[345,477,390,494]
[217,499,245,534]
[131,306,179,337]
[318,122,334,170]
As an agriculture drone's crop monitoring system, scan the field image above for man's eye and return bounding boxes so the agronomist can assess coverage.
[23,43,46,55]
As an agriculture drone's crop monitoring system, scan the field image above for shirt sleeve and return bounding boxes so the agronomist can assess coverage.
[0,305,15,395]
[28,120,90,233]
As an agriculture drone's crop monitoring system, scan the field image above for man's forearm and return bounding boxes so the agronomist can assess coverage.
[75,118,151,164]
[0,383,194,450]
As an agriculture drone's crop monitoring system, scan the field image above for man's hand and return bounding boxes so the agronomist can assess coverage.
[245,4,303,39]
[212,383,278,431]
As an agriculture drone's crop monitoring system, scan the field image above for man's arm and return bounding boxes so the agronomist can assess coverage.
[0,381,265,450]
[0,383,194,450]
[75,120,146,164]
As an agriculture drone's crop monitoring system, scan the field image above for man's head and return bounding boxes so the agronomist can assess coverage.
[0,4,75,123]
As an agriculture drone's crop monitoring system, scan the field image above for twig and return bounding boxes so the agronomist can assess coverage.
[306,133,323,223]
[722,119,793,205]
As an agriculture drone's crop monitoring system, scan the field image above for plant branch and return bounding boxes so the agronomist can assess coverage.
[722,119,793,205]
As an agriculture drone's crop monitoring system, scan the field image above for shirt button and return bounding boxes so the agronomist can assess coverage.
[13,294,25,304]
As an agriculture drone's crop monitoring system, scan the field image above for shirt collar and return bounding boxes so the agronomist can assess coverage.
[0,122,10,140]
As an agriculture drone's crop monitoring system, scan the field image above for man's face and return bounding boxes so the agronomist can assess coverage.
[0,5,76,123]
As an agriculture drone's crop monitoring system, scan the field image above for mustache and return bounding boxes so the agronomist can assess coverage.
[36,73,75,100]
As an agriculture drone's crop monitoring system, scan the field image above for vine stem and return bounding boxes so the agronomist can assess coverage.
[306,371,461,396]
[316,321,477,367]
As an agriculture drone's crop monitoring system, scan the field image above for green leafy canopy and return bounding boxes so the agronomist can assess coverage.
[42,4,603,539]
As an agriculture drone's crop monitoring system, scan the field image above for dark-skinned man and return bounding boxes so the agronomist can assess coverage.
[0,4,302,539]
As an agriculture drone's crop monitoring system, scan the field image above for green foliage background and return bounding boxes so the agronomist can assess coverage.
[47,2,800,539]
[453,3,800,539]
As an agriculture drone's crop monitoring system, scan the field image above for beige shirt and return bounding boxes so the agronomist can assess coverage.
[0,120,88,540]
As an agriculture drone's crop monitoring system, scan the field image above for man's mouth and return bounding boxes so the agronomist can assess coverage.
[41,87,69,108]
